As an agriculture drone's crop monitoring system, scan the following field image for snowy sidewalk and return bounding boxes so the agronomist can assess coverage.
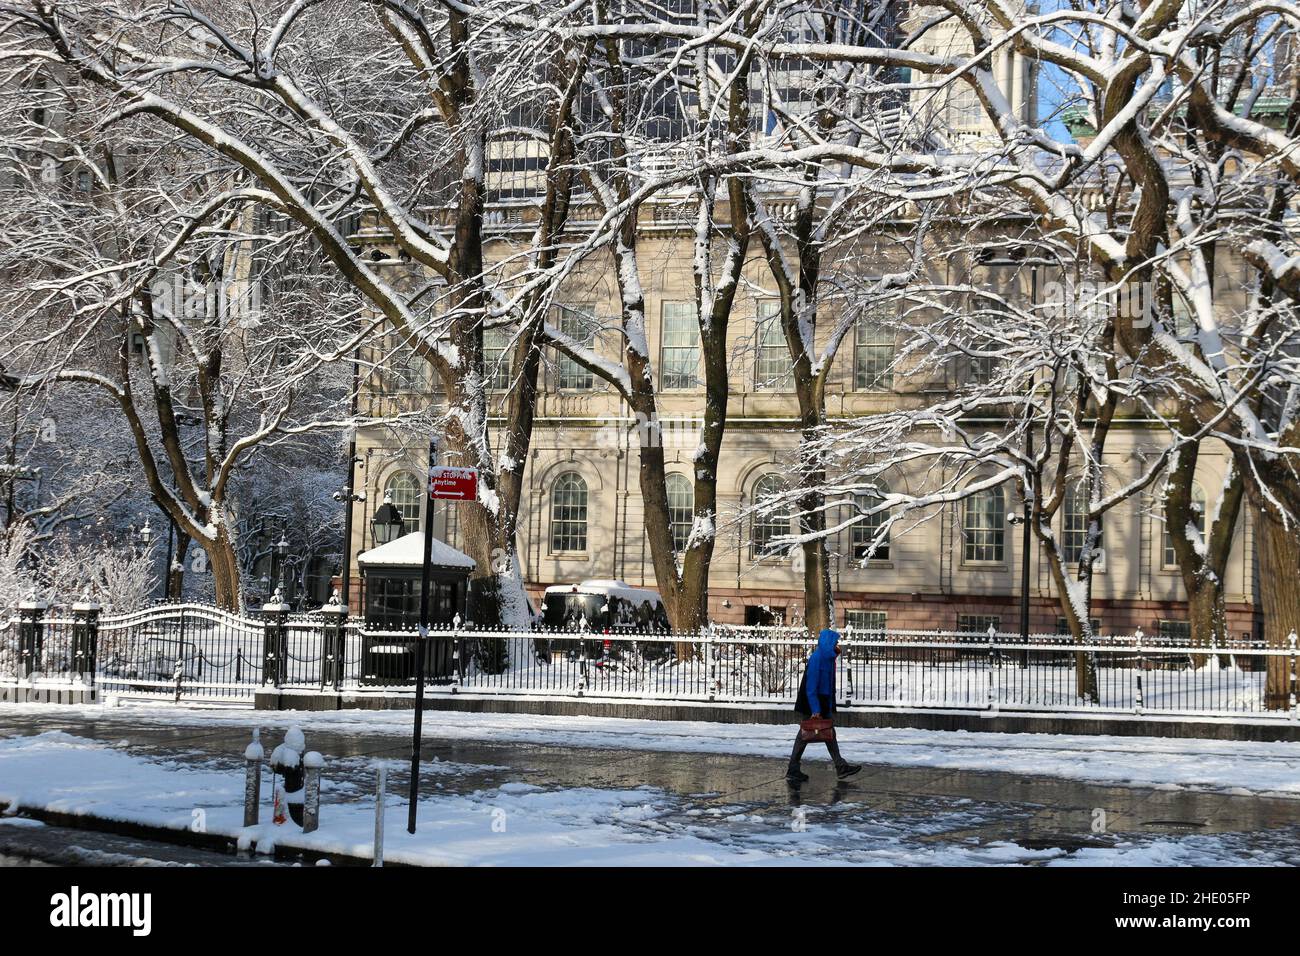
[1,703,1299,865]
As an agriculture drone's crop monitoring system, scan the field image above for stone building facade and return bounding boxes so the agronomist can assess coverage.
[340,212,1259,639]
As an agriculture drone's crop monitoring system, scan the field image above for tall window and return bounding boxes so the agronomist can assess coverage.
[851,482,891,562]
[483,326,512,391]
[550,472,589,553]
[555,305,598,390]
[1062,481,1102,564]
[755,301,789,388]
[854,315,895,391]
[661,302,700,390]
[385,472,423,529]
[1163,481,1207,568]
[666,473,694,553]
[374,328,432,396]
[751,474,790,558]
[963,486,1005,563]
[945,85,984,131]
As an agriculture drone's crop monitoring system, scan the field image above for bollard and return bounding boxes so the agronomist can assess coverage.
[271,725,307,827]
[373,763,387,867]
[243,728,263,827]
[302,751,323,834]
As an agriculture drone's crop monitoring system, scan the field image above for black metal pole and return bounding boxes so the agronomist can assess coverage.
[163,515,174,601]
[340,350,361,610]
[1020,265,1039,663]
[408,437,437,834]
[1020,432,1032,647]
[269,542,279,600]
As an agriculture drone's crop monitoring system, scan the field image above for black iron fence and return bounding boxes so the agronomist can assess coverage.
[2,601,1297,719]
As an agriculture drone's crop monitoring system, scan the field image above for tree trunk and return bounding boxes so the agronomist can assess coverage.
[1253,500,1300,710]
[206,524,242,611]
[1185,576,1230,668]
[796,408,833,635]
[1037,525,1100,702]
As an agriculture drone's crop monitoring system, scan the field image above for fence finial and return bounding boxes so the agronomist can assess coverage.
[328,588,341,606]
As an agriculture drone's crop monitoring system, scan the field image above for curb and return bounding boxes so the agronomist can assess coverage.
[0,802,409,868]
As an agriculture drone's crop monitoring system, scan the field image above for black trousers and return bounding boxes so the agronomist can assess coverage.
[789,725,846,770]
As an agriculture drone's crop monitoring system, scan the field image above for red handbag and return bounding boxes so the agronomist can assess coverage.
[799,717,836,743]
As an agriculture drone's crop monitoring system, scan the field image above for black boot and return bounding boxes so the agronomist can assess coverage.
[786,765,809,783]
[835,762,862,780]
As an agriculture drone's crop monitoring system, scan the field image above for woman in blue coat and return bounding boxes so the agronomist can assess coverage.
[788,628,861,782]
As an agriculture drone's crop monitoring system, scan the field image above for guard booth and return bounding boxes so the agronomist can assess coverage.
[356,531,475,685]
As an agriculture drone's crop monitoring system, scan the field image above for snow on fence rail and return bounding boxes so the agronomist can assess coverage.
[1,602,1297,719]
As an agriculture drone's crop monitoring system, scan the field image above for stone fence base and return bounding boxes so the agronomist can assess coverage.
[0,683,98,705]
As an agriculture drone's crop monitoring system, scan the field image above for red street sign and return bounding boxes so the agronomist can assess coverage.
[429,466,478,501]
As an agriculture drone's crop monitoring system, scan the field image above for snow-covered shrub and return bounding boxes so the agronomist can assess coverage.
[36,535,156,613]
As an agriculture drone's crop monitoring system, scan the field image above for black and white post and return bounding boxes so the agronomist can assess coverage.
[408,438,437,833]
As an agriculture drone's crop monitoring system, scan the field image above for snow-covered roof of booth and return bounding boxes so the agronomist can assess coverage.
[357,531,476,571]
[543,579,661,603]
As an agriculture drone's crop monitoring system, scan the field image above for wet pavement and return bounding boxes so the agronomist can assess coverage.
[3,709,1300,864]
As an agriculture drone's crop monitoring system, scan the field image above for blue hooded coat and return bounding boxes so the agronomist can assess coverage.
[795,629,839,717]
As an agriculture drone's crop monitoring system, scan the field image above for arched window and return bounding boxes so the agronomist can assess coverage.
[550,472,588,553]
[751,474,790,558]
[851,482,891,562]
[963,485,1005,563]
[666,473,694,553]
[385,471,423,529]
[1062,481,1103,565]
[1163,481,1206,568]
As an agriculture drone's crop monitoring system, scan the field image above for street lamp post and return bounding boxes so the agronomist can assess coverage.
[334,476,365,610]
[1007,501,1032,666]
[335,352,364,611]
[983,255,1044,664]
[272,532,290,602]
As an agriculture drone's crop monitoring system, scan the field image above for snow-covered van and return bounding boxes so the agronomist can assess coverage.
[539,579,671,633]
